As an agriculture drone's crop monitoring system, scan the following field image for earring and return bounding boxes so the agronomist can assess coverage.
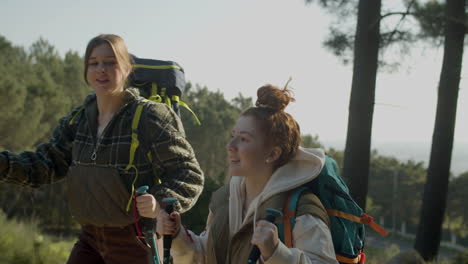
[265,159,270,164]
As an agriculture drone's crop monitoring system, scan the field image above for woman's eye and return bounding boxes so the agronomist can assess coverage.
[88,62,98,66]
[104,61,116,66]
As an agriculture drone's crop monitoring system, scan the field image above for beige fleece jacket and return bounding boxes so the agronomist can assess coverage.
[171,147,338,264]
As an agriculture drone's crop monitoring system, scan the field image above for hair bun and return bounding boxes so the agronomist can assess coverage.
[255,84,295,112]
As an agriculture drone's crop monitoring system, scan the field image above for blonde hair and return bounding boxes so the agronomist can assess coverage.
[83,34,132,84]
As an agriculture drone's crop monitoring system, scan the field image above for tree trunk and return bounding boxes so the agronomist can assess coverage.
[342,0,381,210]
[414,0,466,261]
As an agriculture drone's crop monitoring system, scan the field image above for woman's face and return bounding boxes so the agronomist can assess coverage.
[226,115,273,177]
[86,43,128,96]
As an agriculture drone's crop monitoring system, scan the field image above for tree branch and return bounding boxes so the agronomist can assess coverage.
[380,11,415,20]
[380,0,417,46]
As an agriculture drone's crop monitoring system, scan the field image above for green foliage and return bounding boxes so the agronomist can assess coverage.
[0,211,74,264]
[413,0,446,44]
[181,83,249,184]
[0,36,89,151]
[365,244,400,264]
[301,134,323,148]
[451,250,468,264]
[446,171,468,236]
[0,34,87,234]
[309,0,466,68]
[181,177,222,233]
[368,152,427,226]
[1,35,468,259]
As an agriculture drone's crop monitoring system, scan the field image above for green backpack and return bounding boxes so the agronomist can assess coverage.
[278,155,388,264]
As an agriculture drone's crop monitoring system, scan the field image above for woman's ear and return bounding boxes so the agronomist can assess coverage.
[269,146,282,163]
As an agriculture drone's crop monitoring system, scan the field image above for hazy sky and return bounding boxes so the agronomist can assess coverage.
[1,0,467,146]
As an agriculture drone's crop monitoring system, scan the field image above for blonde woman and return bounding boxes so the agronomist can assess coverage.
[0,34,204,264]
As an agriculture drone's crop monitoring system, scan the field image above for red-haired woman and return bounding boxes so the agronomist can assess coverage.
[158,84,337,263]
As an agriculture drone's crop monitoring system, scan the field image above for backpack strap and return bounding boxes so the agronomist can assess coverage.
[327,209,388,237]
[134,81,201,125]
[279,186,329,248]
[124,99,167,212]
[125,99,148,212]
[171,95,201,125]
[69,107,85,125]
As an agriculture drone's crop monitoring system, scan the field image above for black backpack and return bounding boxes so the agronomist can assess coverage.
[129,55,199,123]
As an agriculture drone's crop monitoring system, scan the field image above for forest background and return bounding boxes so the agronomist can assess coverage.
[0,33,467,261]
[0,0,467,263]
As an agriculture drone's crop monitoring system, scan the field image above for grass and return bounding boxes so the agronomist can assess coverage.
[0,212,74,264]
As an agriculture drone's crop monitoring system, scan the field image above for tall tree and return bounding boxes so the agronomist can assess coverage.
[342,0,382,210]
[414,0,466,260]
[306,0,423,209]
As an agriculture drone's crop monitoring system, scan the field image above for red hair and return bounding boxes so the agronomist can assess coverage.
[242,84,301,169]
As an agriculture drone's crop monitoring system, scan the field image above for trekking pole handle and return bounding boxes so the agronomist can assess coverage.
[136,185,161,264]
[135,185,160,231]
[247,208,283,264]
[136,186,153,227]
[162,197,178,264]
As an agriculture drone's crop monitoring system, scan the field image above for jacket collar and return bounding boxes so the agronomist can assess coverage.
[83,88,142,141]
[228,147,326,236]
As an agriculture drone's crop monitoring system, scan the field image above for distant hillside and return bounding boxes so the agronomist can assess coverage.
[322,140,468,176]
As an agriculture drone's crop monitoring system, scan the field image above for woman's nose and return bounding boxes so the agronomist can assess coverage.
[97,63,107,72]
[226,139,235,152]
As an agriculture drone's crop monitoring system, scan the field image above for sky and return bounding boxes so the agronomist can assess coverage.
[0,0,467,171]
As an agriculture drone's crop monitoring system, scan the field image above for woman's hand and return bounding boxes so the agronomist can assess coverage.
[156,209,181,236]
[251,220,280,261]
[136,194,159,218]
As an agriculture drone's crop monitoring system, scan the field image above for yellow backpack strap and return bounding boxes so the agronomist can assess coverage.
[171,95,201,126]
[159,87,172,107]
[69,107,84,125]
[148,82,162,103]
[125,99,148,212]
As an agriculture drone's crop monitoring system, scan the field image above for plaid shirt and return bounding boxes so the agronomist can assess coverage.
[0,88,204,213]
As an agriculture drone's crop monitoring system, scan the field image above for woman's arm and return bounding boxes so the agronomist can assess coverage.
[145,103,204,213]
[0,108,79,187]
[263,215,338,264]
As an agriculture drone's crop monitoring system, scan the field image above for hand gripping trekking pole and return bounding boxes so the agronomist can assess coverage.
[136,185,161,264]
[247,208,283,264]
[162,197,178,264]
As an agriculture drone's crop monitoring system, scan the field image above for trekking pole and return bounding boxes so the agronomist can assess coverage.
[162,197,178,264]
[136,185,161,264]
[247,208,283,264]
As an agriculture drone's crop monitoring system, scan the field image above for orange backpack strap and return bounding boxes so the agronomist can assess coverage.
[336,254,361,263]
[281,187,329,248]
[326,209,389,237]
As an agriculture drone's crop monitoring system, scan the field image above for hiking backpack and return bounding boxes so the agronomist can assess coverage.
[278,155,388,264]
[129,55,200,124]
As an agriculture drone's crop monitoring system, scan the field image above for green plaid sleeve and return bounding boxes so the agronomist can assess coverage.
[145,103,204,213]
[0,109,78,187]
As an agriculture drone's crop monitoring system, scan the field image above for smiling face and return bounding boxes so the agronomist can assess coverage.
[85,43,129,96]
[226,115,276,178]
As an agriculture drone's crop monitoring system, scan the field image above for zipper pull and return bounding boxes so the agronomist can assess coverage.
[91,150,97,161]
